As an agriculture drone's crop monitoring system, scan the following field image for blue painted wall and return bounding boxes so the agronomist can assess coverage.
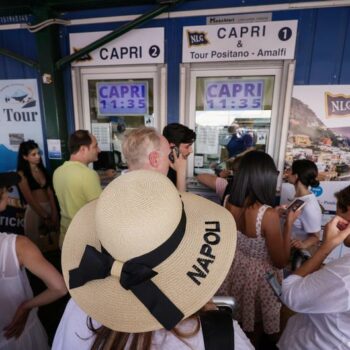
[0,1,349,127]
[0,30,38,79]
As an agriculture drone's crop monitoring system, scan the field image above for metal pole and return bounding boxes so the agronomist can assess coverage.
[55,2,183,69]
[0,48,39,69]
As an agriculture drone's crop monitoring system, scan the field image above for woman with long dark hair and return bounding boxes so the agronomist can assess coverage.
[218,151,299,347]
[285,159,322,252]
[17,140,58,249]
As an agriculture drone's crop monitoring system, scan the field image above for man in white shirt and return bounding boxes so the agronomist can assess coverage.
[278,185,350,350]
[122,127,171,175]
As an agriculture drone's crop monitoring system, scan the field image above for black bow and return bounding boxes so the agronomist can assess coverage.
[69,246,158,289]
[69,245,114,289]
[69,204,187,330]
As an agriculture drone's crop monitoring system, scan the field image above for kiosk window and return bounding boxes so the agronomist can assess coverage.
[87,78,154,129]
[194,76,274,174]
[87,78,155,169]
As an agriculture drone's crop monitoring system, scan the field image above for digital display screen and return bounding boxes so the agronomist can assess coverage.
[204,80,264,111]
[97,81,148,116]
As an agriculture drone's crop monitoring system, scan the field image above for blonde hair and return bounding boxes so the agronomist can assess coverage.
[122,127,161,170]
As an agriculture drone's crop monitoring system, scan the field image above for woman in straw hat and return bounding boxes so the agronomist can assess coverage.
[217,151,300,348]
[0,172,67,350]
[53,170,253,349]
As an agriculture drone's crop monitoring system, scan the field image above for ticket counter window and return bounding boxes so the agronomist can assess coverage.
[194,76,274,174]
[86,78,154,170]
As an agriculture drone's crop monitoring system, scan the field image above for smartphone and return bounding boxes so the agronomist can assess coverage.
[266,272,282,299]
[287,199,306,212]
[168,146,179,163]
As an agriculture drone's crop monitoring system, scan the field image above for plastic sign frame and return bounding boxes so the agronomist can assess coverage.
[204,79,264,111]
[97,81,149,116]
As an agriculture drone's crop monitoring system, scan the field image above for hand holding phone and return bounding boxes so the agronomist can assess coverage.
[168,146,180,163]
[286,199,306,212]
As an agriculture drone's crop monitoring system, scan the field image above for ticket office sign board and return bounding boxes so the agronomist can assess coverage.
[204,80,264,111]
[280,182,350,212]
[0,79,45,171]
[182,20,297,62]
[97,81,148,116]
[0,79,44,234]
[70,28,164,66]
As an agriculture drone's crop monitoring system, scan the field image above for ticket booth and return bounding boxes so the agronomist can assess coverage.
[180,20,297,178]
[70,28,167,169]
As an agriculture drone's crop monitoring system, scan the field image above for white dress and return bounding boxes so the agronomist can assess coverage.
[0,233,49,350]
[53,299,254,350]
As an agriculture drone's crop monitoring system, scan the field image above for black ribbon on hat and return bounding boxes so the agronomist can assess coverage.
[69,203,187,330]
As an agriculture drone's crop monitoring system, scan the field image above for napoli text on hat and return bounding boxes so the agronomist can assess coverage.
[187,221,221,286]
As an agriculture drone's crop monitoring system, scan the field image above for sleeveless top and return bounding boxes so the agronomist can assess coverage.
[236,204,274,261]
[0,233,49,349]
[218,205,282,334]
[26,170,49,191]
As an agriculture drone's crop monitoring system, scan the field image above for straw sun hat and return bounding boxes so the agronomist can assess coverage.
[62,170,236,333]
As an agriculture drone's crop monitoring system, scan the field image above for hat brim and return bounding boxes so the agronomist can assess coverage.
[62,193,236,333]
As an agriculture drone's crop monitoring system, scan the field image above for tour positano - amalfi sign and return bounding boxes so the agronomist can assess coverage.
[182,20,297,63]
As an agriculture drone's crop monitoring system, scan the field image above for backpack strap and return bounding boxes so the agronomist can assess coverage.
[200,310,234,350]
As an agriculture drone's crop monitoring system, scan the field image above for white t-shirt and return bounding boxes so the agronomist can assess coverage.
[278,254,350,350]
[53,299,254,350]
[292,193,322,241]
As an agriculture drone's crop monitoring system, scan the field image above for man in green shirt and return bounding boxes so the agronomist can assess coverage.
[53,130,102,248]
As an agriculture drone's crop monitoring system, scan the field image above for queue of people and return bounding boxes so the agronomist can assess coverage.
[1,124,350,350]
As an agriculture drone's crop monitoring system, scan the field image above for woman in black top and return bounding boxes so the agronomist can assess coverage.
[17,140,58,249]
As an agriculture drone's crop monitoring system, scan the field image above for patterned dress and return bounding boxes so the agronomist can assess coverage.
[218,205,282,334]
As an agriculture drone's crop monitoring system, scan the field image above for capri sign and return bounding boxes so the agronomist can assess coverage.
[182,20,297,62]
[70,28,164,66]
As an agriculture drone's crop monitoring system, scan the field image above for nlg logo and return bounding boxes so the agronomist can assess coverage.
[325,92,350,118]
[187,30,209,47]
